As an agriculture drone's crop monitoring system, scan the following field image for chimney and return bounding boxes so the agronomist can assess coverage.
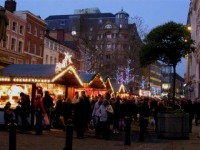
[5,0,16,13]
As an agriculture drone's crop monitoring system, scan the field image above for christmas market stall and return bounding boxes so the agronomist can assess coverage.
[103,76,114,94]
[0,63,83,126]
[74,72,107,100]
[111,81,129,98]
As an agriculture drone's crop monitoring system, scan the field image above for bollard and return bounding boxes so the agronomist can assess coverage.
[63,119,74,150]
[139,116,145,142]
[8,119,17,150]
[124,117,132,145]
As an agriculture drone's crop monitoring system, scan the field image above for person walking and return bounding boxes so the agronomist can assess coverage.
[74,91,91,139]
[99,99,114,140]
[34,94,46,135]
[43,91,54,130]
[92,94,103,137]
[18,92,30,131]
[4,102,14,128]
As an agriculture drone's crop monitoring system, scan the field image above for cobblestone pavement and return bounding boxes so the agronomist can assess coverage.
[1,122,200,150]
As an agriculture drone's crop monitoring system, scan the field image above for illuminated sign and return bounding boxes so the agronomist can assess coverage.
[55,52,73,73]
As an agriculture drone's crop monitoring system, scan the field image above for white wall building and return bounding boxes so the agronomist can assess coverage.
[186,0,200,100]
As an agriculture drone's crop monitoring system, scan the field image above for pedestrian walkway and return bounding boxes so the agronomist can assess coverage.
[1,122,200,150]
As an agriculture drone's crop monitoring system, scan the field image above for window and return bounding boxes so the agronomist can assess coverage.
[7,19,10,29]
[46,55,48,64]
[10,57,15,63]
[89,27,93,31]
[60,21,65,25]
[99,19,102,24]
[112,43,116,49]
[26,40,30,52]
[106,34,112,39]
[39,45,43,56]
[2,36,8,48]
[19,25,24,35]
[54,58,57,64]
[34,27,37,36]
[40,30,43,38]
[18,41,23,53]
[105,24,112,29]
[17,59,23,64]
[106,54,110,59]
[45,39,49,48]
[50,41,53,49]
[54,44,58,51]
[12,22,17,32]
[33,43,37,54]
[27,23,31,33]
[50,56,53,64]
[11,38,16,51]
[106,44,112,49]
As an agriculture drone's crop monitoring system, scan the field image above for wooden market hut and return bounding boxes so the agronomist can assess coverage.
[0,64,83,126]
[103,76,114,94]
[75,72,107,99]
[110,81,129,98]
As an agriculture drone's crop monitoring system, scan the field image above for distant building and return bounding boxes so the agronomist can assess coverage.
[161,65,184,98]
[74,7,101,14]
[186,0,200,100]
[45,8,143,80]
[0,0,46,67]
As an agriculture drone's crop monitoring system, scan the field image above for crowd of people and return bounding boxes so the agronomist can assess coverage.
[3,90,200,140]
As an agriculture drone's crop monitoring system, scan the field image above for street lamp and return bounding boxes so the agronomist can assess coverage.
[71,30,76,36]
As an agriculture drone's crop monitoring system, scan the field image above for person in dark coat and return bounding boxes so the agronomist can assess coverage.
[113,96,121,134]
[34,94,46,135]
[61,97,73,129]
[138,100,151,141]
[42,91,54,130]
[4,102,13,127]
[73,91,90,139]
[123,99,137,145]
[18,92,30,131]
[53,95,63,129]
[183,99,194,132]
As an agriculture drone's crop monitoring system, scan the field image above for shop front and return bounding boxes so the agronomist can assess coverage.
[0,64,83,126]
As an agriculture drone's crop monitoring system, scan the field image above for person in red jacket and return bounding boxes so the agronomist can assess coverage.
[34,94,45,135]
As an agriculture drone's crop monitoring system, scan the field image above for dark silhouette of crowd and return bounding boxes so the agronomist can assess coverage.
[3,89,198,142]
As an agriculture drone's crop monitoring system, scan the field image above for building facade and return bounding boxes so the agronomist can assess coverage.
[0,1,25,67]
[0,0,46,67]
[45,8,143,80]
[186,0,200,100]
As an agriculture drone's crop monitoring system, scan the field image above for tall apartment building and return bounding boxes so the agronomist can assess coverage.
[45,8,143,80]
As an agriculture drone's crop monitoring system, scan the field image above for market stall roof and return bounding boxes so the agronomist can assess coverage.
[111,81,128,93]
[79,72,106,89]
[103,76,114,92]
[0,64,83,87]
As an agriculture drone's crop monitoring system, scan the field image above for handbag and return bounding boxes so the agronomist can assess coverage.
[43,113,50,126]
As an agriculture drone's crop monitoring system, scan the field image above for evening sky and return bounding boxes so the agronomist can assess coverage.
[0,0,190,77]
